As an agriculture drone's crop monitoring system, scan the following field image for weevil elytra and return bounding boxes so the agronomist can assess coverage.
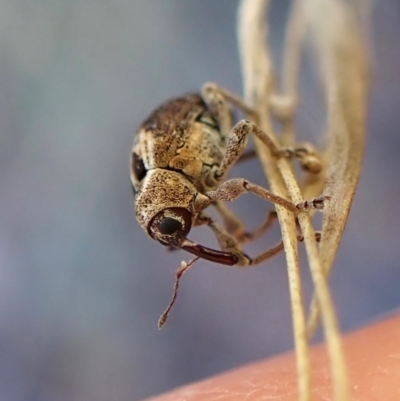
[131,83,325,267]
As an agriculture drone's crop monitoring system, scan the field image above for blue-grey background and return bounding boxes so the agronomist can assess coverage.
[1,1,399,400]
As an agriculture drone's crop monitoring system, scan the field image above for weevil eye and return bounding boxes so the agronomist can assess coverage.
[132,152,147,182]
[158,217,182,235]
[150,208,192,246]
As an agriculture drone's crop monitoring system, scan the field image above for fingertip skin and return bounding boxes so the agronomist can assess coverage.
[144,315,400,401]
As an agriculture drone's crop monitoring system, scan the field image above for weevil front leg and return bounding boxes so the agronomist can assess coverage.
[202,82,257,126]
[279,142,323,174]
[200,99,328,212]
[206,178,330,213]
[209,119,322,185]
[202,83,323,176]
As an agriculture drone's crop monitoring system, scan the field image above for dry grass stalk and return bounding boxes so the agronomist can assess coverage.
[237,1,368,401]
[303,0,369,338]
[238,1,311,399]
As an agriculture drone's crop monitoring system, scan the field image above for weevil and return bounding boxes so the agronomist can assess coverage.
[130,83,326,326]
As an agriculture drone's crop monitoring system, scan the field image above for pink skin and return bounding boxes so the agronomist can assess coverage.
[144,314,400,401]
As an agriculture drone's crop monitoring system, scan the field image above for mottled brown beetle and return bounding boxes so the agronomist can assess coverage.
[131,83,326,326]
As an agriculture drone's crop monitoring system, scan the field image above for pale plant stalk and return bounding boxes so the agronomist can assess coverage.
[280,2,352,401]
[238,1,311,400]
[303,0,369,338]
[277,0,307,145]
[237,1,368,401]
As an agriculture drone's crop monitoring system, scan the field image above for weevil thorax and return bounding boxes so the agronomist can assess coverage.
[131,94,222,246]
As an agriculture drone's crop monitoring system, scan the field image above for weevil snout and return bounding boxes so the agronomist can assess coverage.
[148,206,237,265]
[134,169,238,266]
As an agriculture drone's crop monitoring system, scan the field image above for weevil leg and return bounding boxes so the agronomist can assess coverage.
[208,120,321,185]
[206,178,330,212]
[279,142,323,174]
[202,83,323,175]
[198,212,321,267]
[201,82,235,139]
[202,82,257,120]
[250,230,322,266]
[203,83,300,125]
[212,201,278,243]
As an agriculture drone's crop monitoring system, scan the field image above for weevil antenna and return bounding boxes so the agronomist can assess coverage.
[158,256,200,329]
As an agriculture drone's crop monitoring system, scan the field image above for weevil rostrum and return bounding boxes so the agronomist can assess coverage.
[130,83,327,327]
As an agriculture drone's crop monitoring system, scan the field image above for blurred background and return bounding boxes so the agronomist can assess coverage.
[1,1,399,400]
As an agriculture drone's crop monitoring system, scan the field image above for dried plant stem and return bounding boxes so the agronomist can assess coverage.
[237,0,366,400]
[279,160,350,401]
[275,145,350,401]
[275,105,350,401]
[304,0,369,338]
[278,2,350,399]
[257,118,312,401]
[255,99,312,401]
[278,0,307,145]
[281,0,306,98]
[238,1,311,400]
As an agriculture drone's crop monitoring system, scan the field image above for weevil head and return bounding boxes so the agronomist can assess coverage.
[134,168,210,247]
[132,168,238,266]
